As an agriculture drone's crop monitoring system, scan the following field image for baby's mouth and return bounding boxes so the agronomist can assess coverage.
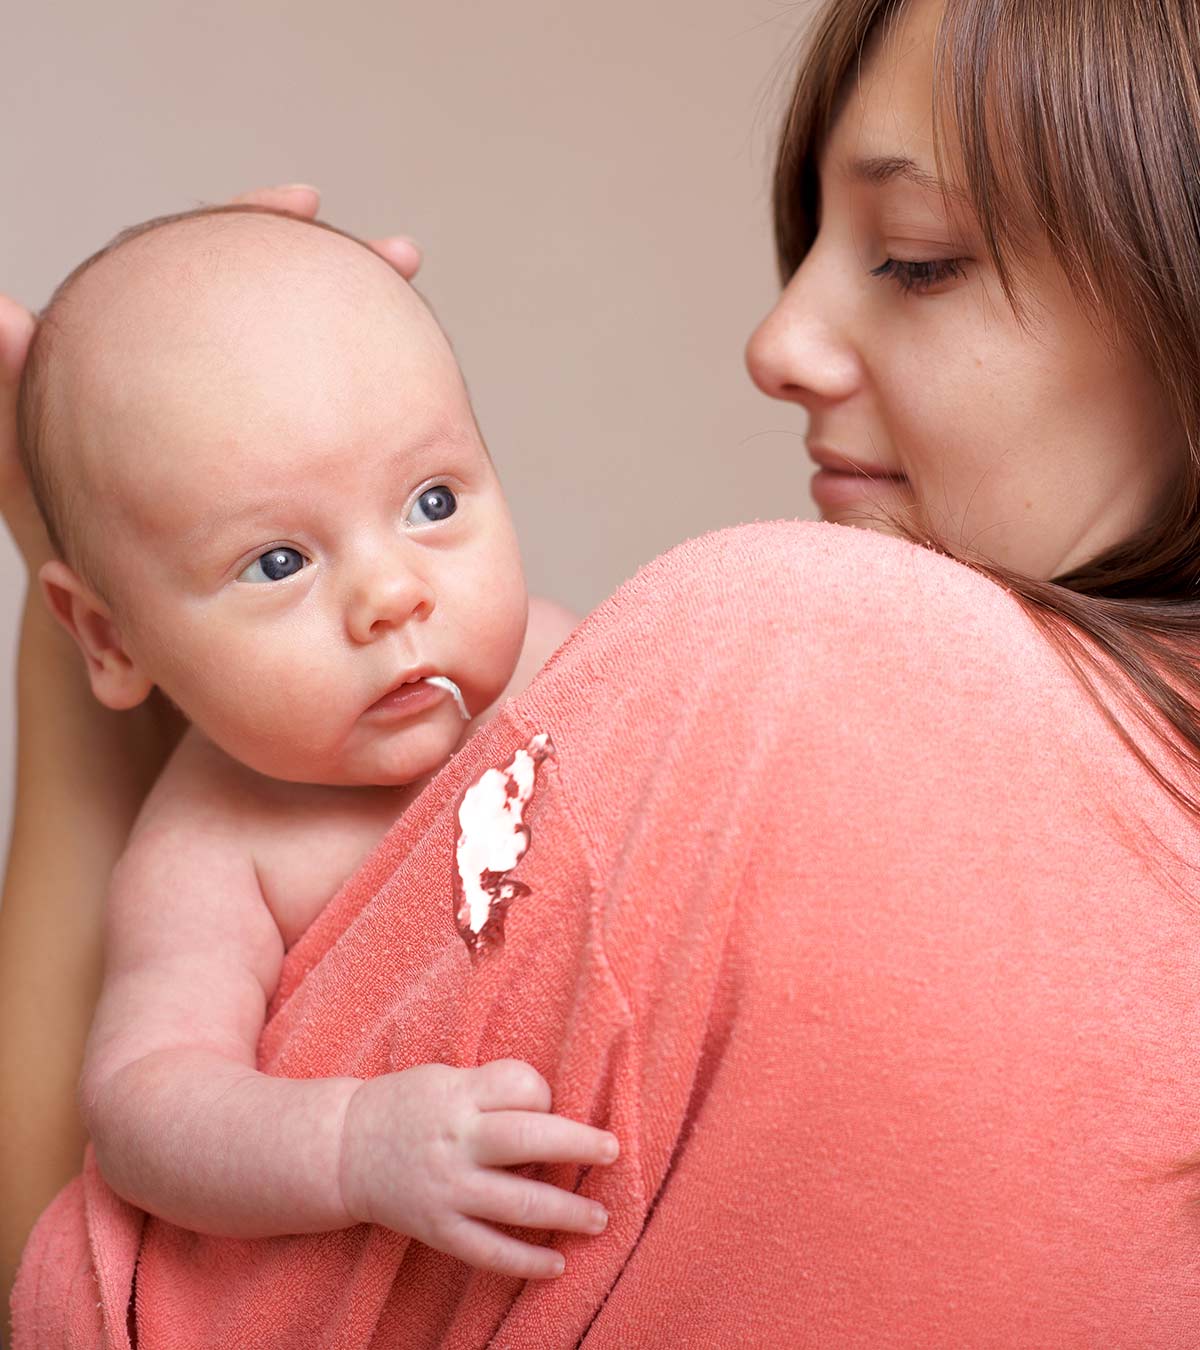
[363,671,469,722]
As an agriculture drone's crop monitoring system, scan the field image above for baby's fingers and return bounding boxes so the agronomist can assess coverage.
[437,1214,567,1281]
[473,1111,619,1168]
[465,1170,609,1237]
[469,1058,552,1113]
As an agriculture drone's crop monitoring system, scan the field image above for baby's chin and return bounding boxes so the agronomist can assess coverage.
[234,718,474,793]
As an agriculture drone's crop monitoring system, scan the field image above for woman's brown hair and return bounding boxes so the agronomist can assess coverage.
[773,0,1200,1183]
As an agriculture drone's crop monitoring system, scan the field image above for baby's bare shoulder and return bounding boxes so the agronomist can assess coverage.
[128,724,269,848]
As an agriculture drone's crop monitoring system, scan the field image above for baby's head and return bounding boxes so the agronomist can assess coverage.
[21,206,529,788]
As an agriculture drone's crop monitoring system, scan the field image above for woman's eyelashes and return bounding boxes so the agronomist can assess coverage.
[233,483,461,584]
[870,256,967,294]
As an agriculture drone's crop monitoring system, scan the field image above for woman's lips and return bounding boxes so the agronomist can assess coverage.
[810,467,910,510]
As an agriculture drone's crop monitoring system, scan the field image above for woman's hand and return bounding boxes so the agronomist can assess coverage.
[0,183,422,577]
[229,183,424,278]
[0,294,49,572]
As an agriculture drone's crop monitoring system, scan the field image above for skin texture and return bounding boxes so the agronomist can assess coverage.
[745,0,1182,582]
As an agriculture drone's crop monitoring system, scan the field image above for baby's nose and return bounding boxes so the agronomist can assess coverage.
[345,551,436,642]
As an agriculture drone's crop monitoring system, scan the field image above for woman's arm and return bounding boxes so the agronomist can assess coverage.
[0,294,189,1325]
[0,600,185,1315]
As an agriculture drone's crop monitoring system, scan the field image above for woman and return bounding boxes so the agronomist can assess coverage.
[5,0,1200,1341]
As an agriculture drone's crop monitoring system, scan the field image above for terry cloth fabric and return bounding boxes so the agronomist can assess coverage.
[13,520,1200,1348]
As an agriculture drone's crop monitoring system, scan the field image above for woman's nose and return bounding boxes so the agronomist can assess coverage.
[744,266,862,408]
[345,541,436,644]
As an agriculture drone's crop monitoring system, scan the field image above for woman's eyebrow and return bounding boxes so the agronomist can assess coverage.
[845,154,971,205]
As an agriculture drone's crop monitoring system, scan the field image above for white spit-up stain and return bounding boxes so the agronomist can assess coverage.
[425,675,471,721]
[452,732,556,961]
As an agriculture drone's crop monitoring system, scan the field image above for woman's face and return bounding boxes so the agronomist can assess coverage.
[745,0,1181,581]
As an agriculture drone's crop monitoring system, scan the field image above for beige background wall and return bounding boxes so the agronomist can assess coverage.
[0,0,820,851]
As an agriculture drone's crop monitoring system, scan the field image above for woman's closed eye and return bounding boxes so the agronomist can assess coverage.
[870,257,966,295]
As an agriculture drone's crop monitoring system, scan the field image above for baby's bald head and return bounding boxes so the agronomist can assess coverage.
[19,205,442,604]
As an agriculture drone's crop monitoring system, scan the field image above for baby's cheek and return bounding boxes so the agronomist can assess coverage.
[212,654,338,753]
[473,588,528,693]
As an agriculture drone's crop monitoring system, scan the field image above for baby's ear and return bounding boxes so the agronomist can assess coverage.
[37,559,154,711]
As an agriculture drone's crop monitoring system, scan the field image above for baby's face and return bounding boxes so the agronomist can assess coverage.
[59,214,528,788]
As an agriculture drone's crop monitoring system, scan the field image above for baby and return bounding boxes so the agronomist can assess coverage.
[20,205,617,1282]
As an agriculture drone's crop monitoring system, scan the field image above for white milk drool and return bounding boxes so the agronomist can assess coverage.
[425,675,471,720]
[452,731,555,961]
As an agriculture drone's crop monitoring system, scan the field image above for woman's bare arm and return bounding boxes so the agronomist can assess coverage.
[0,294,189,1331]
[0,599,185,1320]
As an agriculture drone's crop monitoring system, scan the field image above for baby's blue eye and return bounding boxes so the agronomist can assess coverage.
[237,546,306,584]
[407,485,458,526]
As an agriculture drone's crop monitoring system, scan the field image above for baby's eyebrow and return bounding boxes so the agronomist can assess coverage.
[844,154,971,206]
[179,498,278,551]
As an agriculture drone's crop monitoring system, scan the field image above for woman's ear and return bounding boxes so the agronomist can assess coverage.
[37,558,154,711]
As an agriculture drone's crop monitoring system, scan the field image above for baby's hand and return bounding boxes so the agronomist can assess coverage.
[337,1059,618,1280]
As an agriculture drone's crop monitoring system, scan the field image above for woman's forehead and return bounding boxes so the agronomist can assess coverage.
[829,2,939,163]
[819,0,977,218]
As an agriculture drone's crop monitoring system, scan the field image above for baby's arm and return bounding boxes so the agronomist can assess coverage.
[81,749,616,1278]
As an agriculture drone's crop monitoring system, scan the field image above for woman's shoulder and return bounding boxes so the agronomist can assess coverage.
[679,517,1000,591]
[609,518,1032,661]
[531,518,1051,728]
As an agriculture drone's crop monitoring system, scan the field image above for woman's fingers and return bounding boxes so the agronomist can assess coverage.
[0,294,35,394]
[224,187,423,279]
[435,1214,566,1280]
[228,184,320,215]
[0,295,33,499]
[464,1170,609,1237]
[0,294,58,567]
[472,1110,619,1168]
[366,236,422,280]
